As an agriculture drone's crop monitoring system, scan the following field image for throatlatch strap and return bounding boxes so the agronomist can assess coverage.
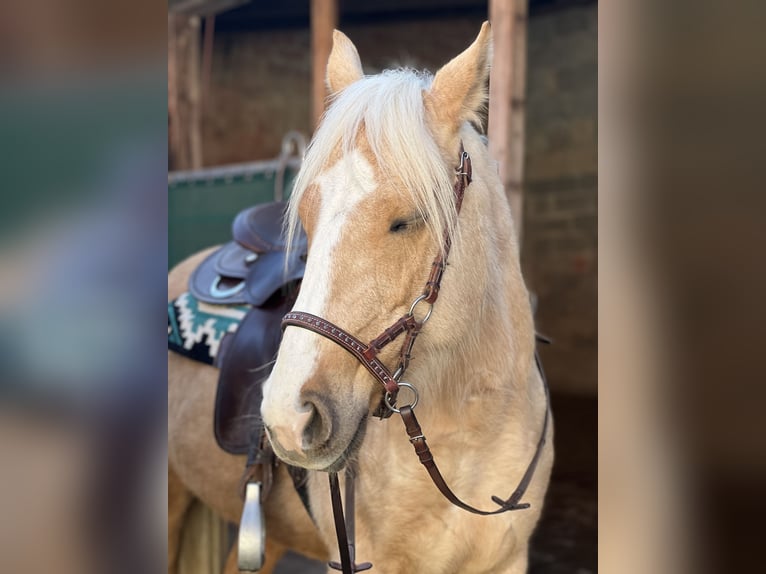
[398,348,549,516]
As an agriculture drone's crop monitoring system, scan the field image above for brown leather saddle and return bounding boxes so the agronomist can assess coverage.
[189,201,307,454]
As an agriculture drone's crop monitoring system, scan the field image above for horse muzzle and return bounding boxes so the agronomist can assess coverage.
[262,389,368,471]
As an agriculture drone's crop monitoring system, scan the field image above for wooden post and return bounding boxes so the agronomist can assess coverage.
[187,15,203,169]
[311,0,338,130]
[169,13,203,170]
[509,0,529,238]
[168,14,181,171]
[201,15,216,112]
[489,0,528,240]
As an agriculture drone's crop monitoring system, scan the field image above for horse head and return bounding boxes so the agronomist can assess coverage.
[260,24,525,471]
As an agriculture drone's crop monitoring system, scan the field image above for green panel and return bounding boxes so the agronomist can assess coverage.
[168,168,297,269]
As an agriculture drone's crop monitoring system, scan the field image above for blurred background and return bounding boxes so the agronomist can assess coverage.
[168,1,596,573]
[0,0,166,572]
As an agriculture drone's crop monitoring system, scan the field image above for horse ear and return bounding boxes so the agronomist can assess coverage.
[326,30,364,95]
[425,21,491,135]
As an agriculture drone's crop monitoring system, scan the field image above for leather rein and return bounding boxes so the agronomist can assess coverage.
[281,145,550,573]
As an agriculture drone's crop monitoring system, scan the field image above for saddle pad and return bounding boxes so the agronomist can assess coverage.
[168,292,249,365]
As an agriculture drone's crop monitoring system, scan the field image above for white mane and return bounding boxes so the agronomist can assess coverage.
[286,68,460,255]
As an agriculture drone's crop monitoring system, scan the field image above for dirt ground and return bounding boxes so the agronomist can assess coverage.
[273,393,597,573]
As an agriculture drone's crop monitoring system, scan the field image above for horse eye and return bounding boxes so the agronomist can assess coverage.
[389,219,410,233]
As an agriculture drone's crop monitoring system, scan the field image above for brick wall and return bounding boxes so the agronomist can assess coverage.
[199,2,597,394]
[201,28,311,166]
[202,18,485,165]
[523,3,597,394]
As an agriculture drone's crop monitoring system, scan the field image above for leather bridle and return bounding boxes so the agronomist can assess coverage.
[281,144,550,574]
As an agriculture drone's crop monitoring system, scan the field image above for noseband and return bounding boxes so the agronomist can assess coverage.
[281,144,550,574]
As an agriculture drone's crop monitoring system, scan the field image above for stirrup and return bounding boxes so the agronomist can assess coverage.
[238,482,265,571]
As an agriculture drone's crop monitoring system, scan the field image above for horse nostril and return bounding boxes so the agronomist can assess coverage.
[301,399,332,451]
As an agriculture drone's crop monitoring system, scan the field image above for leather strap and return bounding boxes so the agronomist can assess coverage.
[239,427,274,502]
[492,344,550,508]
[327,470,372,573]
[282,312,401,396]
[328,473,352,573]
[399,341,551,515]
[423,146,471,304]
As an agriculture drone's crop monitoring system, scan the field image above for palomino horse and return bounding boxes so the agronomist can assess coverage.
[169,22,552,574]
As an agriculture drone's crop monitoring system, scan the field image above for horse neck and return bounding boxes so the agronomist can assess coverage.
[412,147,536,422]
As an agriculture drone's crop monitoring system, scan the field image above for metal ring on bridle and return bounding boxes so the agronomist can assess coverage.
[408,294,433,324]
[384,382,419,413]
